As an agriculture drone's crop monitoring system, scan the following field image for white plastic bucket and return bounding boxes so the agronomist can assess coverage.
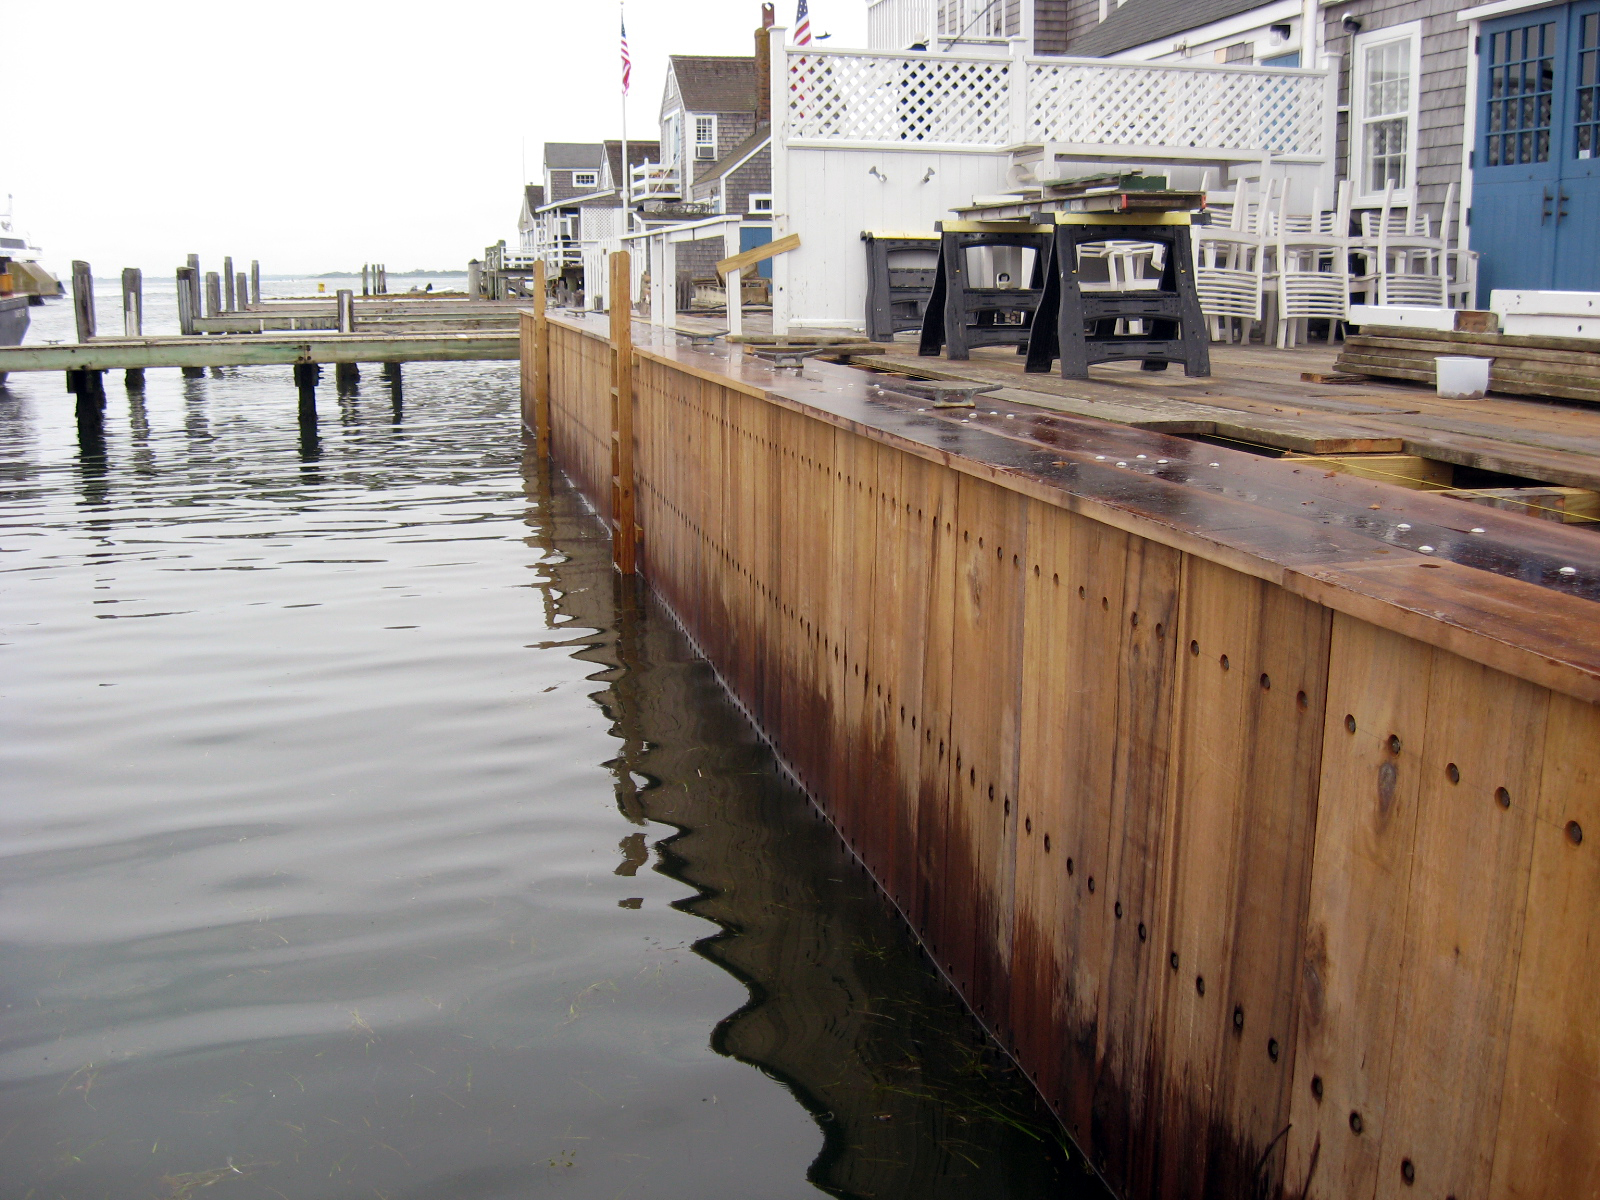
[1436,355,1492,400]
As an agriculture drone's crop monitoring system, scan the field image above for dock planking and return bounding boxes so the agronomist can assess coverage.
[530,308,1600,1200]
[0,331,519,373]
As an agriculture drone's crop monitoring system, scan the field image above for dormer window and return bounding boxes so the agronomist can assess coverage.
[573,171,598,188]
[695,116,717,160]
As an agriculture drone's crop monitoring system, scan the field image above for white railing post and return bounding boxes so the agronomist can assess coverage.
[771,27,791,335]
[727,268,744,336]
[1008,37,1029,146]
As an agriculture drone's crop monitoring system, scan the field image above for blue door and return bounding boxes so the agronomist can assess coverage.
[739,226,774,279]
[1475,11,1563,298]
[1554,2,1600,288]
[1475,3,1600,299]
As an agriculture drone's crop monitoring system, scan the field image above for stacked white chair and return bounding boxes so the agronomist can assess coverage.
[1273,180,1353,349]
[1193,176,1278,343]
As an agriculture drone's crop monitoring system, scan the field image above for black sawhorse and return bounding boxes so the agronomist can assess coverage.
[919,221,1052,361]
[1023,213,1209,379]
[863,231,940,342]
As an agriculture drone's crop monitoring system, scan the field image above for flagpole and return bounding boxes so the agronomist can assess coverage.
[620,1,628,211]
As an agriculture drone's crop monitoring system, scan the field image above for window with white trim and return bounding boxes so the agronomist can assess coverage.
[1352,23,1422,202]
[694,116,717,160]
[748,192,774,214]
[572,171,597,188]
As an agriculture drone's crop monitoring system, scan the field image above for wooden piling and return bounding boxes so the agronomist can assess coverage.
[362,264,370,297]
[525,259,550,453]
[335,361,360,389]
[235,272,249,314]
[608,251,636,575]
[223,256,235,311]
[204,272,222,319]
[71,261,95,342]
[250,260,261,306]
[176,268,199,335]
[186,254,202,320]
[121,267,142,337]
[336,288,355,333]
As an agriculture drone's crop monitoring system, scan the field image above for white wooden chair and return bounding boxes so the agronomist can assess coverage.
[1194,176,1280,341]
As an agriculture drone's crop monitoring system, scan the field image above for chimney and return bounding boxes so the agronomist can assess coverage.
[755,3,775,124]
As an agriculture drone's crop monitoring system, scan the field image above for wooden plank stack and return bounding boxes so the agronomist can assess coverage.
[1337,325,1600,405]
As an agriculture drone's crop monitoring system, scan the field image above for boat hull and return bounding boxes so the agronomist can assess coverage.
[0,295,29,348]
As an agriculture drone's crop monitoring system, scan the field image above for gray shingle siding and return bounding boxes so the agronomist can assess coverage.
[724,147,773,214]
[1327,0,1469,229]
[1035,0,1074,53]
[1067,0,1269,57]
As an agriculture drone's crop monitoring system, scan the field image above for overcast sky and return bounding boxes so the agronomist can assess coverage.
[7,0,866,275]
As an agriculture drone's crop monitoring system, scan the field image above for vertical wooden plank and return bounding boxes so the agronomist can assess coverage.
[1011,508,1125,1142]
[1091,533,1183,1186]
[944,474,1027,1032]
[1287,616,1436,1200]
[1488,692,1600,1200]
[914,456,960,957]
[609,253,636,575]
[1372,654,1546,1200]
[1155,556,1329,1199]
[531,260,549,451]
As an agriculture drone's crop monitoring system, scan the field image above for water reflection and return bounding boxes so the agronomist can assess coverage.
[0,359,1100,1200]
[523,456,1100,1199]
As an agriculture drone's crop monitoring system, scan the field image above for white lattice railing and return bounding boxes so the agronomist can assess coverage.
[784,47,1330,158]
[787,48,1013,146]
[1026,60,1327,155]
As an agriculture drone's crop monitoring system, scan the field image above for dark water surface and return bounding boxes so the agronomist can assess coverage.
[0,305,1102,1199]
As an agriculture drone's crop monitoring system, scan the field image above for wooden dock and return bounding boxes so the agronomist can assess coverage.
[526,301,1600,1200]
[0,330,518,372]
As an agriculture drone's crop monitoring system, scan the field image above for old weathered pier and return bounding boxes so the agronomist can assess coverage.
[520,273,1600,1199]
[0,259,523,422]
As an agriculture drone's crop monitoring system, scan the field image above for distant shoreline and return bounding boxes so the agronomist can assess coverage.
[304,269,465,279]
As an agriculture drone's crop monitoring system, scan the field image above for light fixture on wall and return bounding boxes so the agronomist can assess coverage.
[1269,22,1292,41]
[1342,14,1363,34]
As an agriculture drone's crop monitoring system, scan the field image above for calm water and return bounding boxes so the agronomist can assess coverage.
[0,296,1103,1198]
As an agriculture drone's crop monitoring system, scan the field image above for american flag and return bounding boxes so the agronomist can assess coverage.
[794,0,811,45]
[621,14,632,94]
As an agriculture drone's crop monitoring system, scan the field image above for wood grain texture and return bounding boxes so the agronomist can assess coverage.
[539,321,1600,1200]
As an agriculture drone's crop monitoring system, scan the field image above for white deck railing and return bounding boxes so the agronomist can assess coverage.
[784,45,1332,159]
[629,162,682,201]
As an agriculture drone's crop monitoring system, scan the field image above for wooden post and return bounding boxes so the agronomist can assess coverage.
[223,256,235,310]
[336,288,355,333]
[186,254,202,319]
[176,267,198,335]
[71,261,95,341]
[609,250,636,575]
[250,260,260,305]
[531,259,550,453]
[235,272,249,314]
[121,268,142,336]
[362,264,370,297]
[204,271,221,318]
[727,267,743,337]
